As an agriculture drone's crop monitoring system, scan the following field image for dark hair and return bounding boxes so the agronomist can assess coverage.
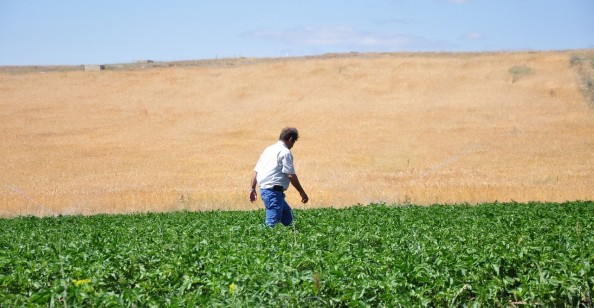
[279,127,299,141]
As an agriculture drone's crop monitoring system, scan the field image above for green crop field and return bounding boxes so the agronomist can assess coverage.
[1,202,593,306]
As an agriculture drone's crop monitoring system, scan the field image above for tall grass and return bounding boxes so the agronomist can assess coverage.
[570,52,594,108]
[1,51,594,216]
[508,65,533,83]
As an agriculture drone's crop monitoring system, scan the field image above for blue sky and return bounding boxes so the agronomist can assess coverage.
[1,0,593,65]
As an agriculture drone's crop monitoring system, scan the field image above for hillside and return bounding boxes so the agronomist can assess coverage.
[1,51,593,216]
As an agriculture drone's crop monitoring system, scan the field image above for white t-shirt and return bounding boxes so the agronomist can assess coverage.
[254,141,295,190]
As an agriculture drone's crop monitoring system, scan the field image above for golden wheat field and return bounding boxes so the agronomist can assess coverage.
[1,51,593,217]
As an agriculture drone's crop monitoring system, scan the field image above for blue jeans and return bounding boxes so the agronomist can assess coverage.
[260,189,293,227]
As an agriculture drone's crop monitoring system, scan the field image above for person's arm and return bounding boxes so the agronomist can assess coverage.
[288,173,309,204]
[249,171,258,203]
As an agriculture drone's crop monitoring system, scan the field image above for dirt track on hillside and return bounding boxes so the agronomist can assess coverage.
[1,51,593,216]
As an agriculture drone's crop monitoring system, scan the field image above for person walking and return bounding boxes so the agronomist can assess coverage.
[249,127,309,227]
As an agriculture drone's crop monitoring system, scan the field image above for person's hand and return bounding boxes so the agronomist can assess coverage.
[300,191,309,204]
[249,190,257,203]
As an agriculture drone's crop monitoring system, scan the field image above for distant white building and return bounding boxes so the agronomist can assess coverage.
[84,64,105,71]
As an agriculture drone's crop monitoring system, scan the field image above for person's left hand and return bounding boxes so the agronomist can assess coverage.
[249,190,257,203]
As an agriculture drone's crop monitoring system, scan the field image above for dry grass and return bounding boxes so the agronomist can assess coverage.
[571,50,594,108]
[1,51,593,217]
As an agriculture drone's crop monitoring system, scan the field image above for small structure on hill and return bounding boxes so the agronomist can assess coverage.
[84,64,105,72]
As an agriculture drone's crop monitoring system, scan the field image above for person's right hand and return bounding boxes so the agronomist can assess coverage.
[300,191,309,204]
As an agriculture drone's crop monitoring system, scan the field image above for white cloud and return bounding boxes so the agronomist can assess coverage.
[447,0,470,3]
[374,18,416,26]
[461,31,485,41]
[242,26,451,50]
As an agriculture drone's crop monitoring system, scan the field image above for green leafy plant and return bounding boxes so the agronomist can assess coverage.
[1,202,592,306]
